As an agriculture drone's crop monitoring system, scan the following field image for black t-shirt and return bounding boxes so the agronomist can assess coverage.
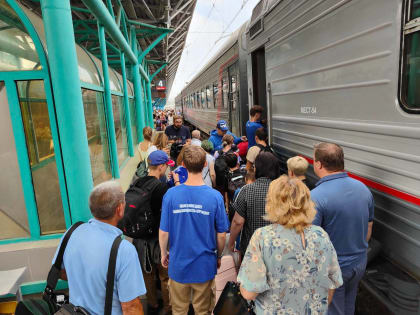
[165,125,191,143]
[135,176,168,235]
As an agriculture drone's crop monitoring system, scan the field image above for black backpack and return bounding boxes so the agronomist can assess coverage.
[226,169,247,221]
[256,144,274,154]
[214,149,233,187]
[118,177,161,239]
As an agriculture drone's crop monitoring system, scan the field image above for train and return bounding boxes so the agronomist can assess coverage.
[176,0,420,312]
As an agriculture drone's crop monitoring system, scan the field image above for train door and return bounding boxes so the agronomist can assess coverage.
[251,47,270,141]
[228,62,240,136]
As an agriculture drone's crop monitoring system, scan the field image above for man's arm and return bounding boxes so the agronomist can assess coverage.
[228,212,245,252]
[217,232,226,256]
[240,285,258,301]
[367,221,373,242]
[328,289,335,305]
[121,297,143,315]
[209,162,216,187]
[159,229,169,268]
[246,161,253,171]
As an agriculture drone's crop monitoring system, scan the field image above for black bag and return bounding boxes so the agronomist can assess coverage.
[213,282,255,315]
[15,223,122,315]
[170,142,183,161]
[118,177,161,239]
[226,169,247,221]
[214,149,233,187]
[256,144,274,154]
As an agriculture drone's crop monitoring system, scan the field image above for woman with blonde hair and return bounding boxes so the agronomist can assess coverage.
[137,126,153,163]
[237,175,343,314]
[147,131,170,156]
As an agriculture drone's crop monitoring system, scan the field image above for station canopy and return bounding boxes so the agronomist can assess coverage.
[19,0,197,95]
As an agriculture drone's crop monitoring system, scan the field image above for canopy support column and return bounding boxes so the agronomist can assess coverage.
[40,0,92,222]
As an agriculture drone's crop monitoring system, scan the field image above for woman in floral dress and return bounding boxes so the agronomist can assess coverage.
[237,175,343,315]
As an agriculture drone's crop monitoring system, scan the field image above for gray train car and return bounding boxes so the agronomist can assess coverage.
[246,0,420,312]
[177,24,249,136]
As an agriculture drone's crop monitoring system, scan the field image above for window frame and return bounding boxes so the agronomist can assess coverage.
[399,0,420,114]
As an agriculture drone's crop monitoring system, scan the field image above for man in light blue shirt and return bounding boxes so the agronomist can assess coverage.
[53,181,146,315]
[311,143,374,315]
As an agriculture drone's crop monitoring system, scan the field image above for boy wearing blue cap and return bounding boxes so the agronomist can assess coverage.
[132,150,175,315]
[208,120,246,152]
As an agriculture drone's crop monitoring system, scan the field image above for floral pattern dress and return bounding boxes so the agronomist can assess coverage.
[237,224,343,315]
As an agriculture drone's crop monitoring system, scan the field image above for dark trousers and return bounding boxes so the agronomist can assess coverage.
[329,253,367,315]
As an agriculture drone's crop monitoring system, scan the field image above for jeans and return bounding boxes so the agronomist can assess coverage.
[329,253,367,315]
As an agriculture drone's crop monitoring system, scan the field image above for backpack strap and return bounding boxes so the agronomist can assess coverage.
[45,221,84,294]
[104,235,123,315]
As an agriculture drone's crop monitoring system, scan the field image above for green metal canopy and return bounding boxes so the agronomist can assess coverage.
[19,0,197,96]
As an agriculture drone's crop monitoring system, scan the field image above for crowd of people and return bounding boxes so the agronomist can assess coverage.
[51,106,374,315]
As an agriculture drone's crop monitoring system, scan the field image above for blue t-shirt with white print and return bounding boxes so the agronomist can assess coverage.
[160,184,229,283]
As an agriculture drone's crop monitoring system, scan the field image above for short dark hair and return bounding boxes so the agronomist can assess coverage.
[245,169,256,182]
[250,105,263,117]
[255,127,268,141]
[314,142,344,172]
[255,152,281,180]
[225,153,238,169]
[183,145,206,173]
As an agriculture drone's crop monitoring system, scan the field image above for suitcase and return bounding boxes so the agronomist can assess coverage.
[215,255,238,304]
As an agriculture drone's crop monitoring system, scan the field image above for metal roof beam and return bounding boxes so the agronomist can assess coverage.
[167,31,186,50]
[170,0,194,20]
[140,0,157,21]
[80,0,137,64]
[168,15,192,39]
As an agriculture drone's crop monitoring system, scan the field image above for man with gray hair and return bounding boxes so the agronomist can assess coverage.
[191,130,202,147]
[52,181,146,315]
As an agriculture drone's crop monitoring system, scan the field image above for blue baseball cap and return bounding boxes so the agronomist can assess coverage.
[148,150,175,167]
[217,120,229,131]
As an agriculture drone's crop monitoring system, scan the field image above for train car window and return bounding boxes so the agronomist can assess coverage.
[196,92,200,108]
[206,86,212,108]
[400,0,420,112]
[213,82,219,108]
[223,76,229,108]
[201,89,206,108]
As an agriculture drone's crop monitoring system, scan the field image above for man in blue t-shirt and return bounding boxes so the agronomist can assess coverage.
[159,145,229,315]
[311,143,374,315]
[52,181,146,315]
[246,105,264,148]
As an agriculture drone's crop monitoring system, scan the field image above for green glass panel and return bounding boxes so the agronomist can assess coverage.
[0,81,30,240]
[82,89,112,185]
[0,0,41,71]
[111,95,128,165]
[16,80,65,235]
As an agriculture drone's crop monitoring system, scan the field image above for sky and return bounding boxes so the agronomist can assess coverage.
[167,0,261,105]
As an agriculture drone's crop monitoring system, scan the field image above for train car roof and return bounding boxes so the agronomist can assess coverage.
[180,23,248,95]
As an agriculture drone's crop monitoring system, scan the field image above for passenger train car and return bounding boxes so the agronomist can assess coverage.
[175,24,250,136]
[177,0,420,312]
